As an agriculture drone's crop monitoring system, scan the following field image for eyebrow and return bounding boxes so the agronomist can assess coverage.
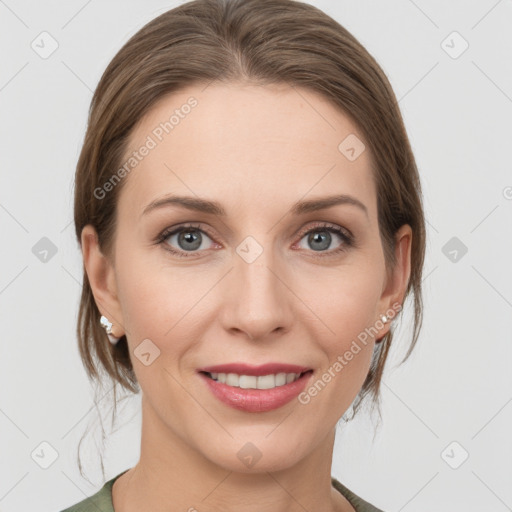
[141,193,368,218]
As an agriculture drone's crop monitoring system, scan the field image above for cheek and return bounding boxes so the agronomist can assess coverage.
[300,260,383,398]
[114,236,173,322]
[306,259,384,341]
[115,246,211,355]
[305,276,380,412]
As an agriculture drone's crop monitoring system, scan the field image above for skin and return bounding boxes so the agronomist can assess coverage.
[81,81,412,512]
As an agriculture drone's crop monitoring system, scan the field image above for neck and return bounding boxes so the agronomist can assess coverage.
[112,394,354,512]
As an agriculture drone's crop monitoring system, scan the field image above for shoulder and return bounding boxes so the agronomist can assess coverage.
[331,476,387,512]
[59,471,127,512]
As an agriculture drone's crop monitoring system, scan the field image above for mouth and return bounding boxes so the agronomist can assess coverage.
[197,366,314,413]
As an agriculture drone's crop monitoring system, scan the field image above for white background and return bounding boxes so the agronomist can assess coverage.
[1,0,511,511]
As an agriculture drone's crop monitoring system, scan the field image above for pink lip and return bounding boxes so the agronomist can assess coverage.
[198,370,314,413]
[197,362,311,376]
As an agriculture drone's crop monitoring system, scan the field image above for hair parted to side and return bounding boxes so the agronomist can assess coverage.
[73,0,426,469]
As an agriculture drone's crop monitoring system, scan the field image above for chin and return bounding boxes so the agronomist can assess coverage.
[197,434,308,474]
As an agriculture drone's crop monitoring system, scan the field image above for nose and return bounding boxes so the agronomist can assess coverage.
[220,248,294,342]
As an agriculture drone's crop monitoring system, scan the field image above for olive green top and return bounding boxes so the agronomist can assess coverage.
[60,469,384,511]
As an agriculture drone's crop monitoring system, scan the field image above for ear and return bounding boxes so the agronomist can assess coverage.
[81,224,125,338]
[375,224,412,342]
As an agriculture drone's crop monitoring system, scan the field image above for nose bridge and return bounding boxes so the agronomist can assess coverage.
[224,236,291,339]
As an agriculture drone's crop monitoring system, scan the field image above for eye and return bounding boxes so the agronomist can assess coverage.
[156,221,354,259]
[294,222,354,256]
[157,223,218,258]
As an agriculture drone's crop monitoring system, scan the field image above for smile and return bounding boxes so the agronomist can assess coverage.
[198,369,314,413]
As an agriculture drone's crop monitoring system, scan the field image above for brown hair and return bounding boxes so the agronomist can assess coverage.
[73,0,425,470]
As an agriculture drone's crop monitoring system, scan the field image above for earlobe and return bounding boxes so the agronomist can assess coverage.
[81,224,125,338]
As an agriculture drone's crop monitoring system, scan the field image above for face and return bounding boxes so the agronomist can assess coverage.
[83,81,410,473]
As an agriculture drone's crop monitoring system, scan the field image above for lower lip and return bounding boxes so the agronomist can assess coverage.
[198,371,313,413]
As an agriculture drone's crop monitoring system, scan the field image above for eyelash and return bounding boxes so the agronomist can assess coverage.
[155,222,354,259]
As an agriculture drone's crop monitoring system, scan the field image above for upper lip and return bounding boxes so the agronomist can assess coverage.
[197,363,312,376]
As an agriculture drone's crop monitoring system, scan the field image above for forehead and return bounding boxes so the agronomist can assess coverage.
[118,82,376,222]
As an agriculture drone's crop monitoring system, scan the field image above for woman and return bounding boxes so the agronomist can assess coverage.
[62,0,425,510]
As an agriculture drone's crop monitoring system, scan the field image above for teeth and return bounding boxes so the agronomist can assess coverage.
[208,372,303,389]
[275,373,286,386]
[285,373,296,384]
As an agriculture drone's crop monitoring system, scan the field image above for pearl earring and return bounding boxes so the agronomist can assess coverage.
[100,315,121,345]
